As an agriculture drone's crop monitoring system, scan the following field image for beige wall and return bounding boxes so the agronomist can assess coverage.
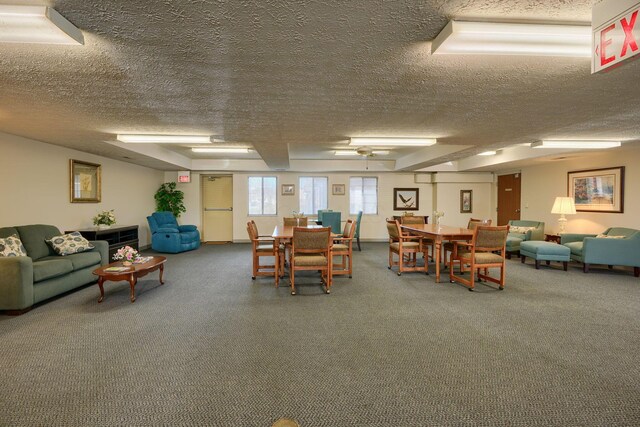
[520,145,640,234]
[0,133,164,246]
[165,171,437,241]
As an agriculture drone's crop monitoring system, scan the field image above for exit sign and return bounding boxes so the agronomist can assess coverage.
[592,0,640,73]
[177,171,191,183]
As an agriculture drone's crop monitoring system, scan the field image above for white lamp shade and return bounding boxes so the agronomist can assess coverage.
[551,197,577,215]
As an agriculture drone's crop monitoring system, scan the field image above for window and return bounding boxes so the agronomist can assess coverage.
[248,176,277,215]
[350,177,378,214]
[299,177,328,215]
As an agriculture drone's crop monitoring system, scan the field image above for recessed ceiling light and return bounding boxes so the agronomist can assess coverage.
[431,21,591,57]
[349,137,437,147]
[0,5,84,45]
[335,150,390,156]
[531,140,621,149]
[117,134,212,144]
[478,151,497,156]
[191,147,251,153]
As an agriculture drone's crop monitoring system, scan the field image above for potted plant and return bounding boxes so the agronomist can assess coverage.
[93,209,116,230]
[154,182,186,218]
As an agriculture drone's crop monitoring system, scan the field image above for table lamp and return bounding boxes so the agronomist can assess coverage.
[551,196,576,234]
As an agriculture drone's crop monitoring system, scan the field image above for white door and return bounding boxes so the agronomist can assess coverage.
[202,175,233,242]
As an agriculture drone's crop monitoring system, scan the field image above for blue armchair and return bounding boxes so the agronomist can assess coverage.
[506,220,545,258]
[147,212,201,254]
[561,227,640,276]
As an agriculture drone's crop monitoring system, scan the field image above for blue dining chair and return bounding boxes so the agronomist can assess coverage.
[321,212,341,234]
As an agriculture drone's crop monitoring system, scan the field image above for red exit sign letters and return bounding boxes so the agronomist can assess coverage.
[592,1,640,73]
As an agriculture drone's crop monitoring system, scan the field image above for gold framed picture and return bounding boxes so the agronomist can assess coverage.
[332,184,345,195]
[460,190,472,213]
[70,159,101,203]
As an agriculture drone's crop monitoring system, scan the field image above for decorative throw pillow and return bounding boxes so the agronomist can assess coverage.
[45,232,95,256]
[510,226,536,234]
[596,234,625,239]
[0,234,27,257]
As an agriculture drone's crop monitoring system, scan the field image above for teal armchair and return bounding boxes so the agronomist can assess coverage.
[561,227,640,276]
[505,220,545,258]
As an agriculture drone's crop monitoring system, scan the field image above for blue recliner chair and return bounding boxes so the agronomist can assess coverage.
[147,211,201,254]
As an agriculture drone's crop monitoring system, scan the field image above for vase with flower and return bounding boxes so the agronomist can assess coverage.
[113,245,139,266]
[433,211,445,226]
[93,209,116,230]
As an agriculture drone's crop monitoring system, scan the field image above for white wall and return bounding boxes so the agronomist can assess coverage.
[0,133,164,246]
[520,145,640,234]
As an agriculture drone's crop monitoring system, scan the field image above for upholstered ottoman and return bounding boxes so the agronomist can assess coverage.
[520,241,570,270]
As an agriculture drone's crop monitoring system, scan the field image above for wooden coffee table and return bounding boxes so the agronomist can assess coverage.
[92,256,166,303]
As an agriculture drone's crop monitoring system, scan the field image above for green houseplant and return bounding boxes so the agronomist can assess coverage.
[154,182,186,218]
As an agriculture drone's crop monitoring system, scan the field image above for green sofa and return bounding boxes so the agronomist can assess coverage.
[0,225,108,313]
[505,220,545,258]
[561,227,640,276]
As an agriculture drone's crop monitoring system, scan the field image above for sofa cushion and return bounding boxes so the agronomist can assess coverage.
[564,241,583,256]
[45,232,95,256]
[508,233,526,240]
[510,226,536,234]
[15,224,61,261]
[0,234,27,257]
[66,251,102,270]
[0,226,20,239]
[33,257,74,282]
[596,234,625,239]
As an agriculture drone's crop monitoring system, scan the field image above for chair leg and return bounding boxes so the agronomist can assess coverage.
[583,263,589,273]
[290,263,296,295]
[635,267,640,277]
[563,261,568,271]
[499,263,505,290]
[357,236,361,251]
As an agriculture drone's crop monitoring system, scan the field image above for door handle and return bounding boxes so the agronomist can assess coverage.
[515,209,521,213]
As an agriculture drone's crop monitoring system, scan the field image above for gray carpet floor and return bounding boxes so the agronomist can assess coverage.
[1,243,639,426]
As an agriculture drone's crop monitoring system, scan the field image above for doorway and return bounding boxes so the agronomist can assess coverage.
[202,175,233,243]
[497,173,521,225]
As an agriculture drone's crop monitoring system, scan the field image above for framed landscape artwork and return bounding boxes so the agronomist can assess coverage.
[460,190,472,213]
[70,159,101,203]
[282,184,295,196]
[568,167,624,213]
[393,188,419,211]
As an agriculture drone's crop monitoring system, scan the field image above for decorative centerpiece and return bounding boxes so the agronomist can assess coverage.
[433,211,445,226]
[93,209,116,230]
[113,245,139,266]
[292,211,304,218]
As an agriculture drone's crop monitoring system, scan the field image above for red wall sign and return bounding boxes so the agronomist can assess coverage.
[592,1,640,73]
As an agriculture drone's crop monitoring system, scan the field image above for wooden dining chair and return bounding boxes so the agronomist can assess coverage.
[449,225,509,291]
[332,219,355,278]
[246,221,284,281]
[284,217,308,226]
[386,220,428,276]
[289,226,333,295]
[400,215,434,261]
[442,218,492,265]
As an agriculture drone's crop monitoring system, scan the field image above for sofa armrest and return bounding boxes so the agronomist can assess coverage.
[582,237,640,266]
[561,233,597,244]
[155,227,179,233]
[90,240,109,266]
[0,256,34,310]
[178,225,197,232]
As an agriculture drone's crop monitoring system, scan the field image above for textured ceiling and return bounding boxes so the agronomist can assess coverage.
[0,0,638,171]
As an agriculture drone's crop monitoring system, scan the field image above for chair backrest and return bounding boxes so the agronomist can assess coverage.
[151,211,179,228]
[386,220,401,241]
[341,219,355,239]
[468,218,492,230]
[473,225,510,252]
[321,212,341,234]
[353,211,363,238]
[401,215,425,225]
[317,209,333,222]
[284,217,308,226]
[246,220,259,241]
[292,226,331,254]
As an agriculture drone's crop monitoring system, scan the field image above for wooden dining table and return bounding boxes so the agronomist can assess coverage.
[400,223,474,283]
[271,224,326,287]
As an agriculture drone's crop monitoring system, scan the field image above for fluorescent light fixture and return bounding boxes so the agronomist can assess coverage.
[349,138,436,147]
[532,140,621,149]
[478,151,497,156]
[0,5,84,45]
[431,20,591,57]
[192,147,250,153]
[334,150,390,156]
[117,134,212,144]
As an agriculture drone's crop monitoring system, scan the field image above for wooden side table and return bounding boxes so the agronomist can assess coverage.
[545,234,562,244]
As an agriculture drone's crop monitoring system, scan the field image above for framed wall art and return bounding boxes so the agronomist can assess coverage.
[281,184,295,196]
[70,159,101,203]
[460,190,473,213]
[393,188,419,211]
[332,184,345,195]
[568,167,624,213]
